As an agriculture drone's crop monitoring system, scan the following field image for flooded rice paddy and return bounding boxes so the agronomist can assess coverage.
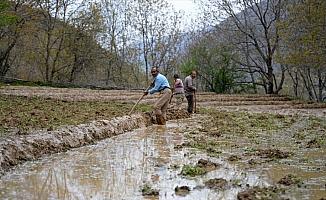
[0,114,325,200]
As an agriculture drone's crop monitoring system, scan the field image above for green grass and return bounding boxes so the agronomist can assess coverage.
[200,108,297,135]
[181,164,207,177]
[0,95,151,137]
[184,140,222,157]
[140,184,159,196]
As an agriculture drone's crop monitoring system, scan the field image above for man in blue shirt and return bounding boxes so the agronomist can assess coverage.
[144,67,172,125]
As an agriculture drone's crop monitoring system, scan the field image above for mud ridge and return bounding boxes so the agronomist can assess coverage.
[0,110,189,176]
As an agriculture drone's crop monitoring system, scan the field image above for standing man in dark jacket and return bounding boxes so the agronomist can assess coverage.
[144,67,172,125]
[184,70,197,114]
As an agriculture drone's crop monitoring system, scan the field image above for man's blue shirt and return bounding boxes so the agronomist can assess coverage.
[149,73,170,94]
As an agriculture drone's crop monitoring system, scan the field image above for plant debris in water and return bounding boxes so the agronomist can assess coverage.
[141,184,159,196]
[204,178,228,190]
[237,186,284,200]
[255,149,291,159]
[182,140,222,157]
[196,159,220,172]
[181,164,207,177]
[181,159,219,177]
[278,174,302,186]
[175,186,191,196]
[199,109,297,135]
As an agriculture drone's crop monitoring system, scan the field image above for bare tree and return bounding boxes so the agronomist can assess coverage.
[200,0,286,94]
[132,0,182,82]
[0,0,27,77]
[30,0,87,83]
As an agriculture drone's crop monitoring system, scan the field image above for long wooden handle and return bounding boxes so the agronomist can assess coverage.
[194,90,197,113]
[128,94,145,115]
[128,84,152,115]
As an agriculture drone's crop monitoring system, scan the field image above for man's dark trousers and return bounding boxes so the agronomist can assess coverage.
[186,95,193,113]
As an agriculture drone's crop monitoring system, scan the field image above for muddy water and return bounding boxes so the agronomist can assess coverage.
[0,116,325,200]
[0,118,268,200]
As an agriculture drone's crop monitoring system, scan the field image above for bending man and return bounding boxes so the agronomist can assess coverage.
[144,67,172,125]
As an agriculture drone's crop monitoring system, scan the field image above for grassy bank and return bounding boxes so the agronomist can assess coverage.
[184,108,326,157]
[0,95,151,137]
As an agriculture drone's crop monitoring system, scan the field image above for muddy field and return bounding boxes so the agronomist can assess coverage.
[0,86,325,200]
[1,85,326,116]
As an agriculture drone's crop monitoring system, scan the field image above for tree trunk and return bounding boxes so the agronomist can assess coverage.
[267,64,274,94]
[287,67,299,97]
[275,65,286,94]
[299,69,314,100]
[317,69,323,102]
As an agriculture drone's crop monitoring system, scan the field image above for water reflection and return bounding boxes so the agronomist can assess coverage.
[1,117,322,199]
[0,124,186,200]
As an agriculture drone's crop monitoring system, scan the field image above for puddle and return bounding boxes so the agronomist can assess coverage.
[0,117,267,200]
[0,115,325,200]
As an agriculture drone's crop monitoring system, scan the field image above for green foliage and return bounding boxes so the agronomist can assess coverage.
[0,1,19,27]
[278,0,326,68]
[180,58,197,76]
[181,164,206,177]
[181,39,240,93]
[140,184,159,196]
[276,0,326,101]
[184,139,222,157]
[213,52,236,93]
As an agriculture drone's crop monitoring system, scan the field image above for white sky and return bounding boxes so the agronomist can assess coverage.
[167,0,201,29]
[168,0,199,15]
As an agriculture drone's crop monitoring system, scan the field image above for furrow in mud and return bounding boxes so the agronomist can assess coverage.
[0,110,189,176]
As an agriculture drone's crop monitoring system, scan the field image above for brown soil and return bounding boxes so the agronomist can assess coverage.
[204,178,228,190]
[2,86,325,118]
[1,86,325,199]
[175,186,191,196]
[208,129,222,137]
[255,149,290,159]
[278,174,302,186]
[166,108,191,120]
[237,186,284,200]
[306,139,322,148]
[197,159,220,172]
[228,155,241,162]
[141,185,159,197]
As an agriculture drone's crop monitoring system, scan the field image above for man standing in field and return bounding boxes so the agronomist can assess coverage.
[172,74,185,110]
[144,67,172,125]
[184,70,197,114]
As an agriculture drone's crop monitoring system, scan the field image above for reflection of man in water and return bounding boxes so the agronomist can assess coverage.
[151,125,183,184]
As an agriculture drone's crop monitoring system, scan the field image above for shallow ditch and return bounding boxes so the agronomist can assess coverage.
[0,110,189,175]
[0,113,325,200]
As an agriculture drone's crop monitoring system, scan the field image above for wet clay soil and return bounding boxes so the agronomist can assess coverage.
[0,116,267,200]
[0,86,325,199]
[0,114,325,200]
[0,110,189,176]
